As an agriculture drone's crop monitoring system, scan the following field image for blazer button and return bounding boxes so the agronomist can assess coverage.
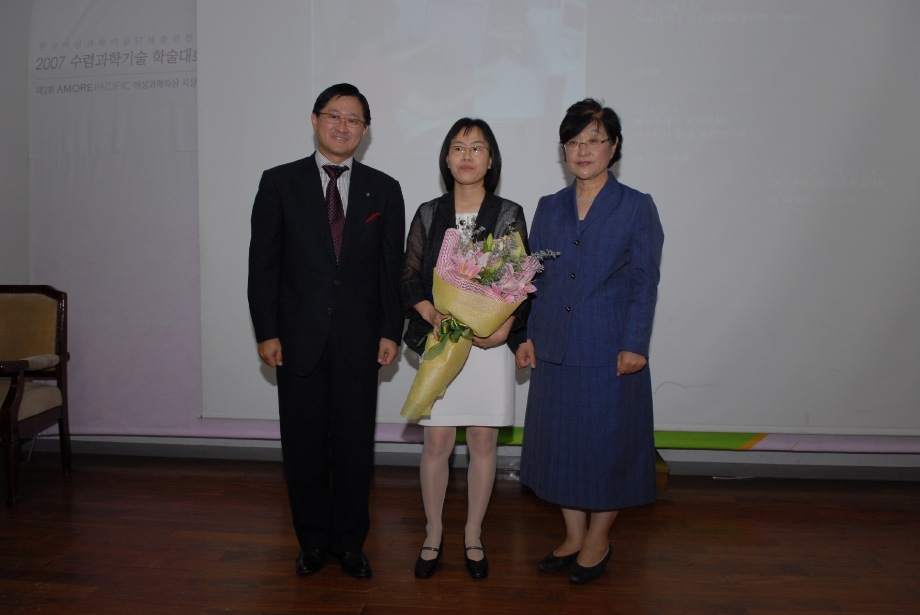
[573,240,580,246]
[570,273,576,279]
[327,307,333,314]
[333,278,342,286]
[565,306,572,312]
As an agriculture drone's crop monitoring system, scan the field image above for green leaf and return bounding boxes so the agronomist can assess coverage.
[422,335,449,361]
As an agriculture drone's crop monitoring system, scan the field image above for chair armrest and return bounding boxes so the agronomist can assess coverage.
[0,354,66,373]
[22,354,61,370]
[0,359,30,374]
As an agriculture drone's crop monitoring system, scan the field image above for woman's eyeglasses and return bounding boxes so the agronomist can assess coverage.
[449,145,490,157]
[563,138,611,151]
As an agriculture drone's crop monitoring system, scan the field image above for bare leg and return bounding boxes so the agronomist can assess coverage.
[419,426,455,560]
[557,507,588,556]
[577,510,618,566]
[463,426,498,561]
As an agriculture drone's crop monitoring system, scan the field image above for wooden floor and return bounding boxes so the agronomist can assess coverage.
[2,453,919,614]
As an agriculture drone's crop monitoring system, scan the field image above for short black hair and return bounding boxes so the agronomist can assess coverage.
[312,83,371,125]
[559,98,622,167]
[438,118,502,193]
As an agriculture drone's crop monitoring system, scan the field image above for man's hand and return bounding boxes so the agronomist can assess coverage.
[258,338,283,367]
[378,338,398,366]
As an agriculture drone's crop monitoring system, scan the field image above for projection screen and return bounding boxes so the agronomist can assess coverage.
[198,0,920,436]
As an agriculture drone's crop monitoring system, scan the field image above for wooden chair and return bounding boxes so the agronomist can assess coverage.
[0,285,71,504]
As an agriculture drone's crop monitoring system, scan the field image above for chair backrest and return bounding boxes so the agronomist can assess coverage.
[0,285,66,359]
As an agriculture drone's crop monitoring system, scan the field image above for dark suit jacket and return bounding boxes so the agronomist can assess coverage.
[527,172,663,366]
[248,155,405,377]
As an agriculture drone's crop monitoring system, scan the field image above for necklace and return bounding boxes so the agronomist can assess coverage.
[576,197,594,205]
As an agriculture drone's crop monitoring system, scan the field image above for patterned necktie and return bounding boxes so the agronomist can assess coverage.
[323,164,348,261]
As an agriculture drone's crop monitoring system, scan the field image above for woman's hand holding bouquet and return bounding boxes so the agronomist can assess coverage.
[401,227,557,419]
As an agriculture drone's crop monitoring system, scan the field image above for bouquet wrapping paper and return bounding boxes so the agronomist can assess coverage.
[400,229,522,420]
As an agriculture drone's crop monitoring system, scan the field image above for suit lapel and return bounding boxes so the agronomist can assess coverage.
[293,155,338,263]
[559,183,580,235]
[578,172,623,233]
[339,160,374,264]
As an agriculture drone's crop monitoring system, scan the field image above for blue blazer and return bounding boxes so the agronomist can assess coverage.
[527,172,663,366]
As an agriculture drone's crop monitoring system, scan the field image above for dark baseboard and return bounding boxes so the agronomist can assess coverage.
[24,436,920,481]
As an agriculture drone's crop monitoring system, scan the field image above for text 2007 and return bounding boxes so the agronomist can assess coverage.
[35,56,67,70]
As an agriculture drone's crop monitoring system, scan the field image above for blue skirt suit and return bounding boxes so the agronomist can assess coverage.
[520,172,664,510]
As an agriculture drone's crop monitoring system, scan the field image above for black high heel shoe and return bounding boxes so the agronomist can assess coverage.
[569,544,611,585]
[538,549,580,572]
[414,538,443,579]
[464,542,489,579]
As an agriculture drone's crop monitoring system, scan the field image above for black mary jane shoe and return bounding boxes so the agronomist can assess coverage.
[569,544,611,585]
[538,549,580,573]
[414,538,444,579]
[464,543,489,579]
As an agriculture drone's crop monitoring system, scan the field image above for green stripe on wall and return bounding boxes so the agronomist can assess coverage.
[653,431,764,450]
[455,428,765,451]
[455,427,523,445]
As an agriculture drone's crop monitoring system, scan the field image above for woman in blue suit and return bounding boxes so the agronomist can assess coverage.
[515,99,664,585]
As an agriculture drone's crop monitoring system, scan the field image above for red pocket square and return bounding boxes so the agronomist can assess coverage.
[365,212,382,223]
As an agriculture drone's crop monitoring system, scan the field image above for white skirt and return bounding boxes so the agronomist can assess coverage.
[417,344,515,427]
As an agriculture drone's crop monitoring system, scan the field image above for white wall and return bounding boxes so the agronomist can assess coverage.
[0,0,31,283]
[25,0,281,441]
[18,0,920,451]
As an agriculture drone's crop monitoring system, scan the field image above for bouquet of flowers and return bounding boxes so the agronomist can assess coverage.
[401,227,557,420]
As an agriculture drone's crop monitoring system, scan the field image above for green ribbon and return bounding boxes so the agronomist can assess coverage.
[421,317,473,361]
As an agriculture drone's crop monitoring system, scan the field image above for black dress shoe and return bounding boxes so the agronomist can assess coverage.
[295,549,326,575]
[464,543,488,579]
[569,545,611,585]
[414,538,443,579]
[538,549,580,572]
[334,550,373,579]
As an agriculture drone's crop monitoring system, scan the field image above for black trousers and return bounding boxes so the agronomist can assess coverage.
[276,338,379,553]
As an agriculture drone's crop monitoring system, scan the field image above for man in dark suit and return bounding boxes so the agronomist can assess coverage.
[248,83,405,579]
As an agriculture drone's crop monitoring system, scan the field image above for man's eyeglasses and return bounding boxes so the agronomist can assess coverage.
[450,145,490,157]
[318,112,366,129]
[563,138,611,151]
